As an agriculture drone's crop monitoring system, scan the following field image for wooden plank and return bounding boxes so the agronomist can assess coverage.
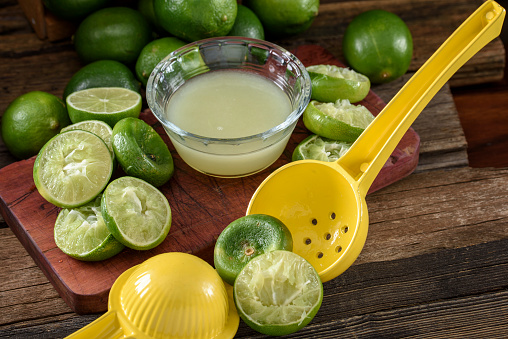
[2,230,508,337]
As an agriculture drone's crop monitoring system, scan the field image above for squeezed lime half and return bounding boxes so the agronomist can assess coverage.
[33,129,113,208]
[307,64,370,103]
[293,134,352,162]
[101,176,171,250]
[54,194,124,261]
[303,99,374,142]
[234,250,323,336]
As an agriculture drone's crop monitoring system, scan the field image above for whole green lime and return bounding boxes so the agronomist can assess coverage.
[73,7,153,65]
[228,4,264,40]
[244,0,319,38]
[43,0,111,20]
[342,10,413,84]
[214,214,293,286]
[137,0,165,34]
[153,0,237,42]
[135,37,187,87]
[1,91,70,159]
[63,60,140,100]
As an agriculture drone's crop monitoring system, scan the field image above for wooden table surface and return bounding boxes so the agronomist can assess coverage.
[1,0,508,337]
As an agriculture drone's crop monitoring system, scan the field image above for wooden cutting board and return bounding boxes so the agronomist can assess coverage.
[0,45,420,314]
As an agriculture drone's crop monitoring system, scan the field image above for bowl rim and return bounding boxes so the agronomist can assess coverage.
[146,37,311,146]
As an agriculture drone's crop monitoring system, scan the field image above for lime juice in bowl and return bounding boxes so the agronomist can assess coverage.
[146,37,311,178]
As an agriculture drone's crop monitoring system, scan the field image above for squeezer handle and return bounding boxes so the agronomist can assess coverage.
[337,0,505,197]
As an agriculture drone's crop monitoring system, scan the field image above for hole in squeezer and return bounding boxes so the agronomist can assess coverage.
[343,226,349,233]
[330,212,336,220]
[336,246,342,253]
[317,252,324,259]
[325,233,331,240]
[311,218,318,225]
[304,238,312,245]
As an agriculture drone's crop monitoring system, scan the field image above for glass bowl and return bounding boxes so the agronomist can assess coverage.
[146,37,311,178]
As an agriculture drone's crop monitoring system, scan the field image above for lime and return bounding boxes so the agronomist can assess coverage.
[293,134,352,162]
[153,0,237,42]
[73,7,153,65]
[342,10,413,84]
[244,0,319,38]
[61,120,115,162]
[214,214,293,286]
[112,117,173,187]
[63,60,141,100]
[137,0,165,34]
[33,130,113,208]
[1,91,70,159]
[303,99,374,142]
[135,37,187,87]
[66,87,142,128]
[43,0,111,20]
[54,194,124,261]
[234,250,323,336]
[227,4,264,40]
[307,64,370,103]
[101,176,171,250]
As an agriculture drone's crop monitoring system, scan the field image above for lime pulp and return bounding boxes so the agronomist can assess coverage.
[33,129,113,208]
[293,134,352,162]
[234,250,323,336]
[101,176,171,250]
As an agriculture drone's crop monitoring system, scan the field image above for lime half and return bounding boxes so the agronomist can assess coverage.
[303,99,374,142]
[66,87,142,127]
[293,134,352,162]
[33,129,113,208]
[214,214,293,286]
[307,64,370,103]
[112,117,174,187]
[234,250,323,336]
[101,176,171,250]
[61,120,114,161]
[54,195,124,261]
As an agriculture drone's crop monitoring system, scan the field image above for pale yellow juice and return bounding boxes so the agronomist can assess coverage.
[164,70,293,177]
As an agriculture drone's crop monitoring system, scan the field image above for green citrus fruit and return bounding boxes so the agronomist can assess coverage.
[135,37,187,87]
[1,91,70,159]
[227,4,264,40]
[342,9,413,84]
[137,0,165,34]
[42,0,111,20]
[54,194,125,261]
[112,117,174,187]
[244,0,319,38]
[101,176,171,250]
[33,129,113,208]
[234,250,323,336]
[293,134,352,162]
[73,6,153,65]
[63,60,140,100]
[66,87,142,127]
[153,0,237,42]
[61,119,115,164]
[307,64,370,103]
[214,214,293,286]
[303,99,374,142]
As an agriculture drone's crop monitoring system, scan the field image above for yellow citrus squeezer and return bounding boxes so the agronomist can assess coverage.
[248,0,505,283]
[65,253,239,339]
